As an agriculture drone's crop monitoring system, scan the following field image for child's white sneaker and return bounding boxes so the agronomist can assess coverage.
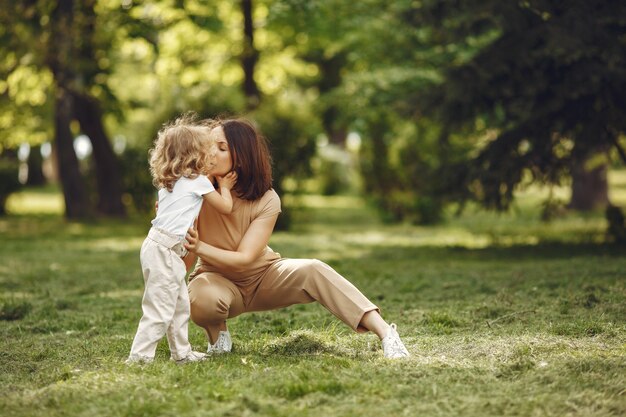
[125,354,154,365]
[207,330,232,354]
[382,323,410,359]
[173,350,208,364]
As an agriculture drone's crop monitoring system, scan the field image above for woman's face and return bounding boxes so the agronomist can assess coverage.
[208,126,233,176]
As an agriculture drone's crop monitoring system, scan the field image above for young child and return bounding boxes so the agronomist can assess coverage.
[127,115,237,364]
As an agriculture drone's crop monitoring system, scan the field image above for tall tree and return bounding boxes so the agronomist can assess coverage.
[411,0,626,212]
[1,0,128,218]
[64,0,126,217]
[68,0,125,216]
[241,0,261,109]
[48,0,91,218]
[267,0,362,146]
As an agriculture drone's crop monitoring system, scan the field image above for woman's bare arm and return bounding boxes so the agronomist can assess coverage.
[183,213,278,272]
[182,252,198,272]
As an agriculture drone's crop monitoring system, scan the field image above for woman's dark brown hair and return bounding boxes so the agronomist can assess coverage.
[220,118,273,201]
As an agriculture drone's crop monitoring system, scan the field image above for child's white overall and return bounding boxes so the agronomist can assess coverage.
[128,227,191,361]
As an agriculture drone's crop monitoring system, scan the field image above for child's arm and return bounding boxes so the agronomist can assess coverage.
[203,171,237,214]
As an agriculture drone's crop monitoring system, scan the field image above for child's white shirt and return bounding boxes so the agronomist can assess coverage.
[151,176,215,238]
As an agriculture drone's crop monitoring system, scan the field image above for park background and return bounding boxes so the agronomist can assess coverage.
[1,1,625,416]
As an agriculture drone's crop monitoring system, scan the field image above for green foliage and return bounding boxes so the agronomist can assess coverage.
[413,0,626,210]
[314,152,355,196]
[358,113,450,224]
[2,0,625,229]
[249,96,320,229]
[118,147,155,214]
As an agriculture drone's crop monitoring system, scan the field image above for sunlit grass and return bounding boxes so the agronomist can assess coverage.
[5,185,64,215]
[1,176,625,417]
[609,168,626,206]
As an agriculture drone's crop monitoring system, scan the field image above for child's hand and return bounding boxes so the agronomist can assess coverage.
[183,227,202,254]
[217,171,238,190]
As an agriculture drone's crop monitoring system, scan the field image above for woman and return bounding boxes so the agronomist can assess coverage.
[183,118,409,358]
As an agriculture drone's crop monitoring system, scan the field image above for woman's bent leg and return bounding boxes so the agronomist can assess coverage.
[247,259,379,332]
[188,273,245,343]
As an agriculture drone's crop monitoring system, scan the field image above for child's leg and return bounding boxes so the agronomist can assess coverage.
[166,279,193,361]
[129,243,182,360]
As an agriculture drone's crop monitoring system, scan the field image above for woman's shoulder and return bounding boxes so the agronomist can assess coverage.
[260,188,280,203]
[250,188,281,217]
[238,188,279,204]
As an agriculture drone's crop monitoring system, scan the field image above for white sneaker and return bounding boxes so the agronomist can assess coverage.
[173,350,208,364]
[125,354,154,365]
[382,323,410,359]
[207,330,232,354]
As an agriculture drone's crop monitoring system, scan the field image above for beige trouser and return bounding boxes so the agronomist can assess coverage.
[188,258,379,343]
[129,228,192,361]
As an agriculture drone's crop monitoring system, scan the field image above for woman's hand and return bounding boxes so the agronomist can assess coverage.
[184,227,203,254]
[216,171,238,190]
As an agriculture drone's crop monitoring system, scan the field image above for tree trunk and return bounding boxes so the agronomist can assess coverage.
[241,0,260,109]
[322,106,348,146]
[318,53,348,147]
[54,90,90,219]
[26,145,46,186]
[48,0,90,219]
[569,156,610,211]
[72,92,126,217]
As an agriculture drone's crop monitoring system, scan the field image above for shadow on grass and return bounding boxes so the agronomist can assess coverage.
[0,214,147,240]
[361,241,626,262]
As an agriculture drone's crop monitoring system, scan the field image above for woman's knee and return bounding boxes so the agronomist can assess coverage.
[188,277,234,326]
[295,259,342,287]
[189,288,229,326]
[301,258,327,273]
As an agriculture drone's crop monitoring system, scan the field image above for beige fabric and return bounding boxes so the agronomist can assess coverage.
[188,190,379,342]
[129,228,192,361]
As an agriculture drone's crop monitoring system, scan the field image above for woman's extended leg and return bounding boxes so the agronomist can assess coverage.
[359,310,391,340]
[247,259,378,332]
[247,258,409,358]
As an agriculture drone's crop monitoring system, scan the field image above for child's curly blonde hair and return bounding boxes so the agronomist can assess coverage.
[149,113,215,192]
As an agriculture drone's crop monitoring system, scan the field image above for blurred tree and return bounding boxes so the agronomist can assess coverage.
[411,0,626,213]
[267,0,359,146]
[277,0,626,225]
[250,96,319,229]
[269,1,450,221]
[0,0,128,218]
[48,0,91,218]
[26,145,45,186]
[0,0,326,224]
[241,0,261,109]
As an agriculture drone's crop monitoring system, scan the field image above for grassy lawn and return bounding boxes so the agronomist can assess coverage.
[1,178,625,417]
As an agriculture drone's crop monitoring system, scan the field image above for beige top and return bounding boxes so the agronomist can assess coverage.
[189,189,282,287]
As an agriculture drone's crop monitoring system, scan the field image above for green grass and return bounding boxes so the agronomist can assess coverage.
[1,179,625,417]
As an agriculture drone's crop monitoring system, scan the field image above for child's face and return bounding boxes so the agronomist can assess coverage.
[206,126,232,176]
